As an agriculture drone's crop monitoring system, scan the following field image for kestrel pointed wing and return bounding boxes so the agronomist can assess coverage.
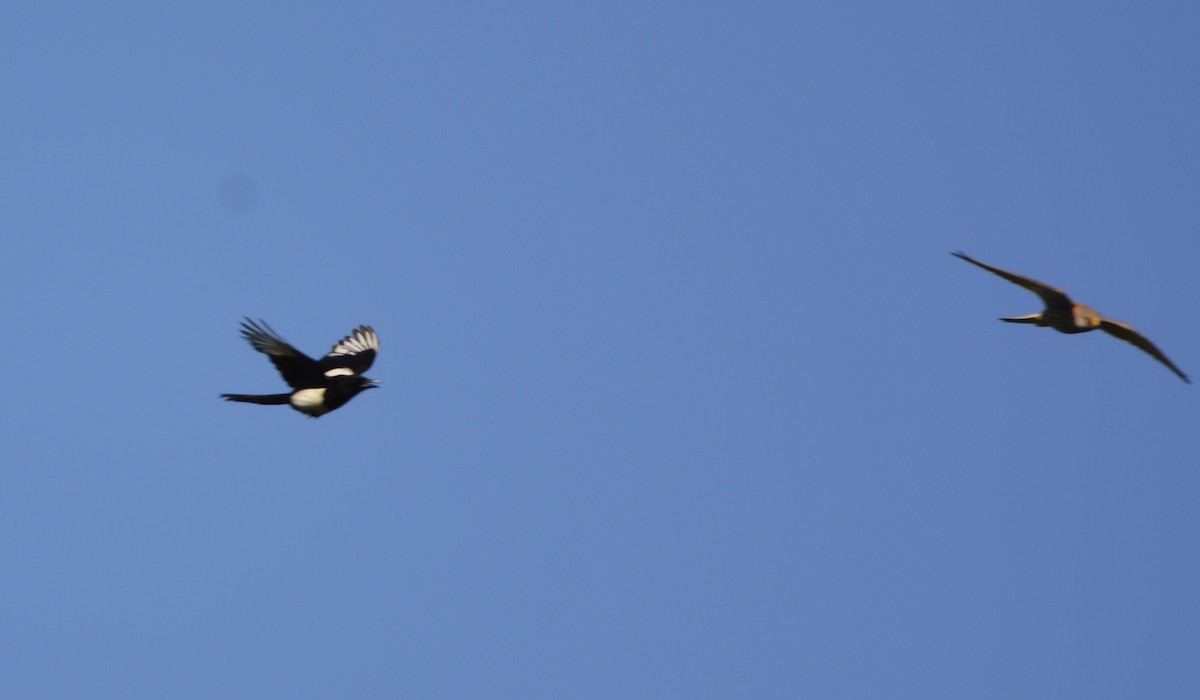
[951,251,1074,313]
[1098,318,1190,383]
[318,325,379,378]
[238,318,325,389]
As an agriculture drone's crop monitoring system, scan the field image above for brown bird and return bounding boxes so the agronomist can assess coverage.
[952,251,1189,383]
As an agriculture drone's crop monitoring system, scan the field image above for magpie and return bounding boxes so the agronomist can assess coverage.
[221,318,381,417]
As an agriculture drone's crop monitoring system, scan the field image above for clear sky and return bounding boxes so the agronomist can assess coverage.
[1,2,1196,698]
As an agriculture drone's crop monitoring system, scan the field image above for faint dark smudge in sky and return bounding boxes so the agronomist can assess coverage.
[219,173,259,213]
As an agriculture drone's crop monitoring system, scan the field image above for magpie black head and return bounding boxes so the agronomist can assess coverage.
[221,318,381,418]
[336,375,380,393]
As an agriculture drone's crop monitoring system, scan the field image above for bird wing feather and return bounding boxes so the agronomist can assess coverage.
[239,318,324,389]
[319,325,379,377]
[951,251,1074,312]
[1098,319,1190,383]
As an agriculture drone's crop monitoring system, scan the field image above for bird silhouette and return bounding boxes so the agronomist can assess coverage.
[222,318,381,416]
[952,251,1189,383]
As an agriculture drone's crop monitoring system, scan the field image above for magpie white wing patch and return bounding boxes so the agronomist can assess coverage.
[321,325,380,377]
[328,326,379,358]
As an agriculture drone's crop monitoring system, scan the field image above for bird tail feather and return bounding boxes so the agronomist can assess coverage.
[999,314,1042,324]
[221,393,291,405]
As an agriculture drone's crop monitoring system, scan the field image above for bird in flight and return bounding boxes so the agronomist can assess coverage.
[952,251,1189,383]
[222,318,381,417]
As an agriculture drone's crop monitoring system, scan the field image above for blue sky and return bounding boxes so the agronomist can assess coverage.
[1,2,1197,698]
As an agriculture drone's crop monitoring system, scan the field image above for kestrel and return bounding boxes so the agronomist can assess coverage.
[952,251,1189,383]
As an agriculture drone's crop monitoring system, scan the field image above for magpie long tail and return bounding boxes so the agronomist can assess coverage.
[221,393,291,405]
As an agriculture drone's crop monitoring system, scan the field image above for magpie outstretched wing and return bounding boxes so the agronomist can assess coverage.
[319,325,379,378]
[237,318,325,389]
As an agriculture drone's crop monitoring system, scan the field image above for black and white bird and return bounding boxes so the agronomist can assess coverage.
[221,318,381,417]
